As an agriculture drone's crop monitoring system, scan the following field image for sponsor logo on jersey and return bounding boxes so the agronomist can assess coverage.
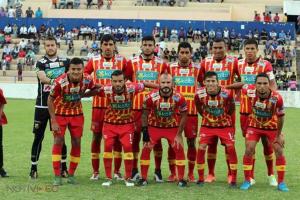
[111,101,132,109]
[173,76,195,86]
[208,100,219,107]
[70,86,80,93]
[255,101,266,109]
[114,95,125,101]
[63,94,81,102]
[241,74,256,84]
[215,71,230,80]
[160,102,170,109]
[96,69,115,79]
[45,67,65,79]
[136,71,158,81]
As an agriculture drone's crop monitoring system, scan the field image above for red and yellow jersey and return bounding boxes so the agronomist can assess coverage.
[199,55,239,86]
[170,62,201,115]
[124,55,170,110]
[84,54,127,108]
[144,89,187,128]
[0,89,7,125]
[194,87,234,128]
[50,73,95,116]
[99,82,145,124]
[238,57,275,85]
[240,84,284,130]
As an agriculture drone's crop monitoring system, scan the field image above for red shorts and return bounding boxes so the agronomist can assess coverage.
[184,115,198,139]
[199,126,235,145]
[133,110,142,133]
[149,126,178,145]
[245,127,277,143]
[231,111,236,134]
[240,114,249,137]
[102,122,135,146]
[91,107,105,133]
[54,115,84,138]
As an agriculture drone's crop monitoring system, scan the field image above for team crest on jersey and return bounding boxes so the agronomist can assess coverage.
[116,55,123,61]
[70,86,80,93]
[197,89,207,98]
[247,89,256,98]
[226,56,234,63]
[258,60,266,67]
[151,91,160,101]
[255,101,266,109]
[127,86,135,93]
[208,100,219,107]
[155,57,162,64]
[179,69,189,75]
[269,96,278,104]
[160,102,170,109]
[39,58,47,64]
[142,63,152,69]
[114,95,125,101]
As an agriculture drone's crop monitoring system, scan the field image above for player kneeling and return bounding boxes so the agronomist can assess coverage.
[194,71,238,187]
[240,73,288,192]
[48,58,97,186]
[137,73,188,187]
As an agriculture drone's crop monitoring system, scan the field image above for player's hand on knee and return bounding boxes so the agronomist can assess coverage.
[52,122,60,134]
[173,134,183,149]
[143,142,153,149]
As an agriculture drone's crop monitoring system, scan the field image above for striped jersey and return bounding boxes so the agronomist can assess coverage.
[194,87,234,128]
[170,62,201,115]
[99,82,145,124]
[240,84,284,130]
[199,55,239,86]
[124,55,170,110]
[84,54,127,108]
[238,57,275,113]
[35,56,70,108]
[50,73,95,116]
[144,89,187,128]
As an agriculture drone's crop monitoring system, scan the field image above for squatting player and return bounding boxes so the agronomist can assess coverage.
[48,58,97,186]
[240,73,288,192]
[84,34,126,180]
[199,38,240,183]
[29,36,70,179]
[138,73,188,187]
[194,71,238,187]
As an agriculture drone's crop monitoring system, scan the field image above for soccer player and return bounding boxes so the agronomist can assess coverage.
[29,36,70,179]
[84,34,126,180]
[199,38,239,183]
[194,71,238,187]
[88,70,152,187]
[138,73,188,187]
[48,57,97,186]
[240,73,288,192]
[124,35,169,181]
[168,41,201,182]
[237,39,277,186]
[0,88,8,177]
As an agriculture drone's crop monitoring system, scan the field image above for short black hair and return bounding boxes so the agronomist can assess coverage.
[44,35,57,44]
[101,34,116,45]
[255,73,270,83]
[142,35,155,45]
[244,38,258,48]
[213,38,226,45]
[177,41,192,53]
[67,57,84,72]
[204,71,219,81]
[111,70,124,79]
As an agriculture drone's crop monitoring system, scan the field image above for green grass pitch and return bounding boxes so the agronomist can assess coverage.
[0,99,299,199]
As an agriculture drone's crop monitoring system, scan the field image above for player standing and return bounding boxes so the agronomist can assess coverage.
[48,58,97,185]
[84,34,126,180]
[124,36,169,181]
[0,88,8,177]
[29,36,69,179]
[240,73,288,192]
[194,71,238,187]
[199,38,239,183]
[168,41,201,182]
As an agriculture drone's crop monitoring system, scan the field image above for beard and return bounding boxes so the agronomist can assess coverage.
[114,86,124,94]
[160,87,172,96]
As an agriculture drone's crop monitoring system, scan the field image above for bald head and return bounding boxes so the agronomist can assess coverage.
[159,73,173,97]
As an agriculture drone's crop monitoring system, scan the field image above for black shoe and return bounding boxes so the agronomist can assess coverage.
[131,168,140,181]
[154,169,163,183]
[178,180,187,187]
[0,168,8,177]
[136,178,148,186]
[29,169,38,179]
